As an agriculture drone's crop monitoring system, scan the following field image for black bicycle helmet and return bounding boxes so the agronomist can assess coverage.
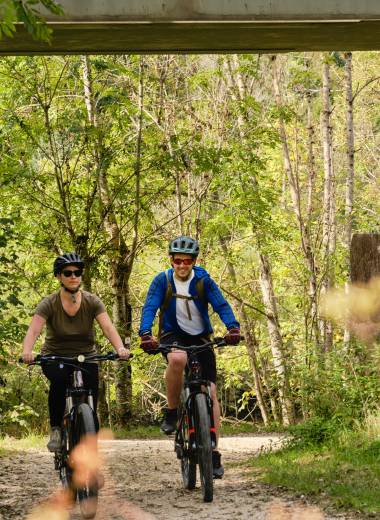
[168,236,199,257]
[53,252,84,275]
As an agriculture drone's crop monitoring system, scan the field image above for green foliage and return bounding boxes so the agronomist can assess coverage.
[0,51,379,443]
[251,417,380,514]
[287,416,343,447]
[1,402,39,429]
[0,0,64,42]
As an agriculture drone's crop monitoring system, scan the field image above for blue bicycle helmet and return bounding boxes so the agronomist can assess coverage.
[168,236,199,257]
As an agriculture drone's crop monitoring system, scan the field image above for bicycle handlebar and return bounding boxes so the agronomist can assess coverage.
[156,336,244,354]
[18,351,132,365]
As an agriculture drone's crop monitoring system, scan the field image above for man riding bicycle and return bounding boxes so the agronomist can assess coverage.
[139,236,241,478]
[22,252,130,452]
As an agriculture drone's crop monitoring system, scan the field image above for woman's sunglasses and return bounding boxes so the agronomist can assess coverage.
[62,269,83,278]
[172,258,194,266]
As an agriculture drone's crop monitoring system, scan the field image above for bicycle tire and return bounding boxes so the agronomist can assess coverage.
[195,393,213,502]
[59,423,73,490]
[179,407,196,490]
[75,403,98,520]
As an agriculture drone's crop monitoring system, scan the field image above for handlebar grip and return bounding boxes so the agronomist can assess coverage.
[107,352,133,360]
[18,355,41,363]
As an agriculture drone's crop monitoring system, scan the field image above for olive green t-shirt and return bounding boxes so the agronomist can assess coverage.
[35,291,106,355]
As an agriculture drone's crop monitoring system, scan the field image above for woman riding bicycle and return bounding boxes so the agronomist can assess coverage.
[22,252,130,451]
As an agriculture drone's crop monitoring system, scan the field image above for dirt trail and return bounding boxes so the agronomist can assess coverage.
[0,435,358,520]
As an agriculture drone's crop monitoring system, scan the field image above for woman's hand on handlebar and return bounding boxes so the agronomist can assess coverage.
[21,351,35,364]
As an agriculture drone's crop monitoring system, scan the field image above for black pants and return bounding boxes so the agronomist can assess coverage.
[160,332,217,383]
[42,362,99,428]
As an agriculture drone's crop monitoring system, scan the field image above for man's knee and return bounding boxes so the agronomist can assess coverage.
[167,352,187,372]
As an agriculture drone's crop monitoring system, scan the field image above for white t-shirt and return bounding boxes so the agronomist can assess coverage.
[174,271,205,335]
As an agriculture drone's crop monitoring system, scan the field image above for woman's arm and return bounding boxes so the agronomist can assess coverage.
[22,314,46,363]
[96,312,130,359]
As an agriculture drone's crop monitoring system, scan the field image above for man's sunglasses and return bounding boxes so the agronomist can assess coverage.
[172,258,194,266]
[61,269,83,278]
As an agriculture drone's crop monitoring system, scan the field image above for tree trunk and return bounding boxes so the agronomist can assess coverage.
[81,55,144,425]
[320,57,334,351]
[271,55,320,348]
[219,236,270,425]
[351,234,380,284]
[306,91,317,225]
[225,56,292,424]
[258,252,294,426]
[343,52,355,345]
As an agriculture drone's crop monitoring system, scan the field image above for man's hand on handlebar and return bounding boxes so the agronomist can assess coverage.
[140,333,159,354]
[224,328,242,346]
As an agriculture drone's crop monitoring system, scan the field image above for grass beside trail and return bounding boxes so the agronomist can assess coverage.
[0,434,46,457]
[114,419,261,439]
[0,420,264,450]
[249,416,380,515]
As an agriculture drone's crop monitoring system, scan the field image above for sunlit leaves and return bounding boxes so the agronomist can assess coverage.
[0,0,64,42]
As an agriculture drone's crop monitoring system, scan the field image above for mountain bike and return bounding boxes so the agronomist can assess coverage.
[157,337,227,503]
[20,351,128,519]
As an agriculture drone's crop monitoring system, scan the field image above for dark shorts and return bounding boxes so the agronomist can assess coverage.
[160,331,217,383]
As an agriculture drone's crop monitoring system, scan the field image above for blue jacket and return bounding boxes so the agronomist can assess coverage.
[139,266,239,336]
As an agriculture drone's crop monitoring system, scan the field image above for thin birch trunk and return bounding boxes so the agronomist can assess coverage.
[306,91,317,225]
[225,55,293,425]
[343,52,355,345]
[258,252,293,426]
[320,58,334,351]
[271,56,320,348]
[256,352,280,423]
[82,55,144,425]
[219,237,270,425]
[175,168,184,233]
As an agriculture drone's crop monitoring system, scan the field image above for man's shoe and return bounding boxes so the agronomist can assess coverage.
[47,427,62,452]
[160,408,178,435]
[212,450,224,479]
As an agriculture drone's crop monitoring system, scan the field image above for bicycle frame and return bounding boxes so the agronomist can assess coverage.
[175,351,217,457]
[55,362,95,483]
[21,352,124,490]
[156,339,227,501]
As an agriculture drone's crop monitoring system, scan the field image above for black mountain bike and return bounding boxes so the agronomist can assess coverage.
[158,337,227,503]
[21,351,127,519]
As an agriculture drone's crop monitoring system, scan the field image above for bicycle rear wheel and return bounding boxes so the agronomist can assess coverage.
[74,403,98,519]
[195,393,213,502]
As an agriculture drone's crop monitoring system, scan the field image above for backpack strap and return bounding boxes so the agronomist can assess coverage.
[195,277,206,308]
[157,270,207,338]
[158,270,173,339]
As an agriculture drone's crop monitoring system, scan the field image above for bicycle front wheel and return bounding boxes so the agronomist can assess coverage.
[179,408,196,490]
[195,393,213,502]
[74,403,98,519]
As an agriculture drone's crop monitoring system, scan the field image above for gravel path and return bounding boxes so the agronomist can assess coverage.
[0,435,361,520]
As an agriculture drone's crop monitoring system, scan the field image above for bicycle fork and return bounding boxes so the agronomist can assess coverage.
[175,388,216,459]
